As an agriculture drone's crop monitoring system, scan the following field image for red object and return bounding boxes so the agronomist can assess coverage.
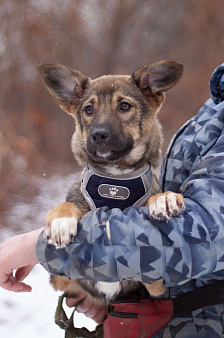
[103,298,174,338]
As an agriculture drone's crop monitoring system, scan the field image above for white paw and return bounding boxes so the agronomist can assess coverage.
[44,216,78,248]
[149,192,184,221]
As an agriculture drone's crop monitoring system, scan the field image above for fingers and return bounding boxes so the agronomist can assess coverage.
[76,299,107,324]
[0,271,32,293]
[66,295,107,324]
[14,283,32,293]
[2,275,32,293]
[86,306,107,324]
[66,292,87,307]
[15,264,35,282]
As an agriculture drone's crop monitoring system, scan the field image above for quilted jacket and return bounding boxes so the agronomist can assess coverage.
[36,64,224,337]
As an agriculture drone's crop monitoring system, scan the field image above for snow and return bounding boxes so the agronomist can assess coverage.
[0,171,97,337]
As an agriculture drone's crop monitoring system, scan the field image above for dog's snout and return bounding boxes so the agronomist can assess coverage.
[90,127,110,145]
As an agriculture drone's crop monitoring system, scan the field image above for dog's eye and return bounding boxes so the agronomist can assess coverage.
[85,105,94,116]
[120,102,131,112]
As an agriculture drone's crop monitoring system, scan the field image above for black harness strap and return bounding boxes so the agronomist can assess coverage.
[55,293,103,338]
[173,280,224,317]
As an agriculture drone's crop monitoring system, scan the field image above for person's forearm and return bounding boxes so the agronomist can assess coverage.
[35,193,224,286]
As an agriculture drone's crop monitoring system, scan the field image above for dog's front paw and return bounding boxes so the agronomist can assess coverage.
[44,202,81,248]
[45,216,78,248]
[147,191,185,221]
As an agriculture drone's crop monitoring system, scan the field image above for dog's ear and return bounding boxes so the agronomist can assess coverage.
[132,61,183,96]
[38,64,88,105]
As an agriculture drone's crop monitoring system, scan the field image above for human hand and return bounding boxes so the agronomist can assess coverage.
[66,292,107,324]
[0,228,43,292]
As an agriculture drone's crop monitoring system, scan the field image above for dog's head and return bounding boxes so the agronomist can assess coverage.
[39,61,182,169]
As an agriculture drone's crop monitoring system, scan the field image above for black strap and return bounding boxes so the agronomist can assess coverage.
[109,281,224,318]
[173,281,224,317]
[55,294,103,338]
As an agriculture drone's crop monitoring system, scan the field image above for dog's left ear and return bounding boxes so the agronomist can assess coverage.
[132,61,183,96]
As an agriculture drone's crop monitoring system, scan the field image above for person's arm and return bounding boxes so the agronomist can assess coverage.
[0,228,43,292]
[35,128,224,286]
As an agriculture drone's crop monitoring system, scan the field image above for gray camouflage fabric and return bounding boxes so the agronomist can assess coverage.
[36,63,224,337]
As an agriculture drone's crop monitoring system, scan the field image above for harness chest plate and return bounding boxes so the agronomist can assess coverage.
[81,164,152,211]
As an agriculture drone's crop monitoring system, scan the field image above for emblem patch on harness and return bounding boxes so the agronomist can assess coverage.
[81,163,152,210]
[98,184,130,200]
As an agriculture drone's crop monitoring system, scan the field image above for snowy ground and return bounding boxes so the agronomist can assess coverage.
[0,171,97,338]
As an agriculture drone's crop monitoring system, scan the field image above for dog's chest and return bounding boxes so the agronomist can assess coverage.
[81,164,152,211]
[95,281,121,301]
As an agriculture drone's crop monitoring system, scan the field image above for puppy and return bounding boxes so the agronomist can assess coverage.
[39,61,184,307]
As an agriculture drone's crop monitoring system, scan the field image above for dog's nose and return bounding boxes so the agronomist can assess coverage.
[90,127,110,145]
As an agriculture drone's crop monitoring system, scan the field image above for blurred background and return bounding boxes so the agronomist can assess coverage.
[1,0,224,234]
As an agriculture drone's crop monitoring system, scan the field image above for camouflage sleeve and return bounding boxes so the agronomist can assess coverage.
[35,130,224,286]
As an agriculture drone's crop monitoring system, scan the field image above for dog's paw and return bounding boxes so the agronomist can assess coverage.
[147,191,185,221]
[44,216,78,248]
[44,202,81,248]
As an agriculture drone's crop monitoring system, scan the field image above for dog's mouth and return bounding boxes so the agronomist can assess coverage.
[90,148,125,161]
[87,139,134,162]
[95,149,112,160]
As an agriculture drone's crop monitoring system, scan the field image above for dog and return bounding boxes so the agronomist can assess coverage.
[39,61,184,307]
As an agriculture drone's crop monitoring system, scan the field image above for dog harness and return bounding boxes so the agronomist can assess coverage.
[81,163,152,211]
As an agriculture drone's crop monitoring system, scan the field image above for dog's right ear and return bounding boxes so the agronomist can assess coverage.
[38,64,88,107]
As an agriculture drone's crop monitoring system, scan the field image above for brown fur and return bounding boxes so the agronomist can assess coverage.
[39,61,183,304]
[45,202,81,221]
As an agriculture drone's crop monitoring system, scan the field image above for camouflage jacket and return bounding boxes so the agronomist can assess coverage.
[36,64,224,337]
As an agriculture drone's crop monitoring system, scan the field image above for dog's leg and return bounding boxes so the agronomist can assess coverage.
[44,202,81,248]
[147,191,185,221]
[144,192,185,297]
[143,281,167,298]
[50,275,107,307]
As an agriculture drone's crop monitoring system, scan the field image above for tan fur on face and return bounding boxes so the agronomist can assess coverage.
[71,77,160,169]
[44,70,168,170]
